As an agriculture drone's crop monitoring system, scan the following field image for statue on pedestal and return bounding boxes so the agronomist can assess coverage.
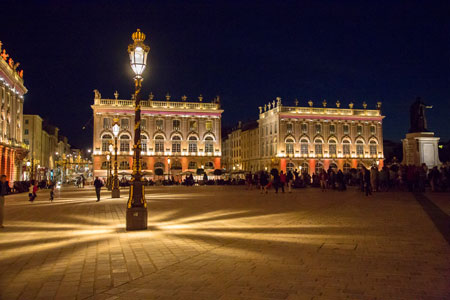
[409,97,432,133]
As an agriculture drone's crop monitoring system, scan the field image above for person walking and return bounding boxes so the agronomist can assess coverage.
[273,172,281,193]
[286,170,293,193]
[0,175,11,228]
[259,172,269,194]
[29,182,38,202]
[320,170,327,192]
[94,177,103,202]
[49,183,55,201]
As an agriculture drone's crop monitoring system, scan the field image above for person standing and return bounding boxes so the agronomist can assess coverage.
[0,175,11,228]
[364,167,372,196]
[94,177,103,202]
[286,170,293,193]
[259,172,268,194]
[320,170,327,192]
[279,171,286,193]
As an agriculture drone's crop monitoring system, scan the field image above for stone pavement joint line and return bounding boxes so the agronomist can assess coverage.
[0,186,449,300]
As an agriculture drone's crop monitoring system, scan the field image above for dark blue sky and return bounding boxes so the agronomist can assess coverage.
[2,0,449,148]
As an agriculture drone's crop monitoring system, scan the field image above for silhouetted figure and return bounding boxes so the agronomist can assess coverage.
[409,97,432,133]
[94,177,103,202]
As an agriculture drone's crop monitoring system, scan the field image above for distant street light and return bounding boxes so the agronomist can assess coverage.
[111,119,120,198]
[126,29,150,230]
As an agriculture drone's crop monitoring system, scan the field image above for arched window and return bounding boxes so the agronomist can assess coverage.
[205,136,214,153]
[329,163,338,171]
[188,136,198,153]
[155,135,164,153]
[301,162,309,173]
[141,135,148,152]
[171,161,182,170]
[172,135,181,153]
[120,134,130,152]
[369,140,377,156]
[188,161,197,169]
[342,140,351,155]
[315,162,323,174]
[287,162,295,171]
[285,138,294,154]
[154,162,165,170]
[329,140,337,156]
[356,140,364,156]
[101,134,112,152]
[120,161,130,170]
[314,139,323,156]
[300,139,308,155]
[343,162,351,173]
[205,161,214,169]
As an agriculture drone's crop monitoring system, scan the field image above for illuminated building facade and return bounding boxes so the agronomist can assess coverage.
[92,91,223,178]
[0,41,28,184]
[223,98,385,174]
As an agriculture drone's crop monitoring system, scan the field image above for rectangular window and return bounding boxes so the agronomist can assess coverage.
[286,123,293,134]
[329,144,336,155]
[301,123,308,133]
[356,144,364,155]
[103,118,111,129]
[141,141,147,152]
[270,124,272,135]
[120,141,130,152]
[370,145,377,155]
[286,143,294,154]
[274,123,277,133]
[172,142,181,153]
[24,129,29,135]
[357,125,363,135]
[25,119,29,125]
[301,143,308,155]
[370,125,376,135]
[173,119,181,131]
[189,142,197,152]
[155,141,164,152]
[156,119,164,130]
[205,142,214,153]
[315,124,321,134]
[343,124,349,135]
[102,141,110,152]
[330,124,335,134]
[343,144,350,155]
[205,120,213,131]
[141,119,147,130]
[189,120,197,131]
[121,118,129,130]
[315,143,323,155]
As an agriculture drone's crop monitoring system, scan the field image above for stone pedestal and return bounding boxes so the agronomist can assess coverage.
[126,207,148,230]
[402,132,441,168]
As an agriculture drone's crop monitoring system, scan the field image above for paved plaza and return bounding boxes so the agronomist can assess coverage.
[0,185,449,300]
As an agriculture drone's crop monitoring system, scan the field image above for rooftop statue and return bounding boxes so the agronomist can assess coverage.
[409,97,432,133]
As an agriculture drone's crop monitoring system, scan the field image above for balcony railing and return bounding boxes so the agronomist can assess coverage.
[96,99,220,110]
[279,106,381,116]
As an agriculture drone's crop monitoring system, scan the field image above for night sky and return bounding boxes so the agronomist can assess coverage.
[2,0,449,149]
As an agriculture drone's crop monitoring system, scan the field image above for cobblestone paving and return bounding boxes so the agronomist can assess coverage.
[0,186,449,300]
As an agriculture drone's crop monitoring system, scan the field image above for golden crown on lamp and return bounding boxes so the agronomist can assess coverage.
[132,29,146,42]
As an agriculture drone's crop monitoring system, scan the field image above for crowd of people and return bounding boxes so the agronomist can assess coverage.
[244,162,450,195]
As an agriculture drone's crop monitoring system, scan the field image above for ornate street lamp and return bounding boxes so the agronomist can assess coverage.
[111,119,120,198]
[126,29,150,230]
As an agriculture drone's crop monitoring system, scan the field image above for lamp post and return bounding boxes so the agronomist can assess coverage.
[106,153,111,190]
[125,29,149,230]
[111,119,120,198]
